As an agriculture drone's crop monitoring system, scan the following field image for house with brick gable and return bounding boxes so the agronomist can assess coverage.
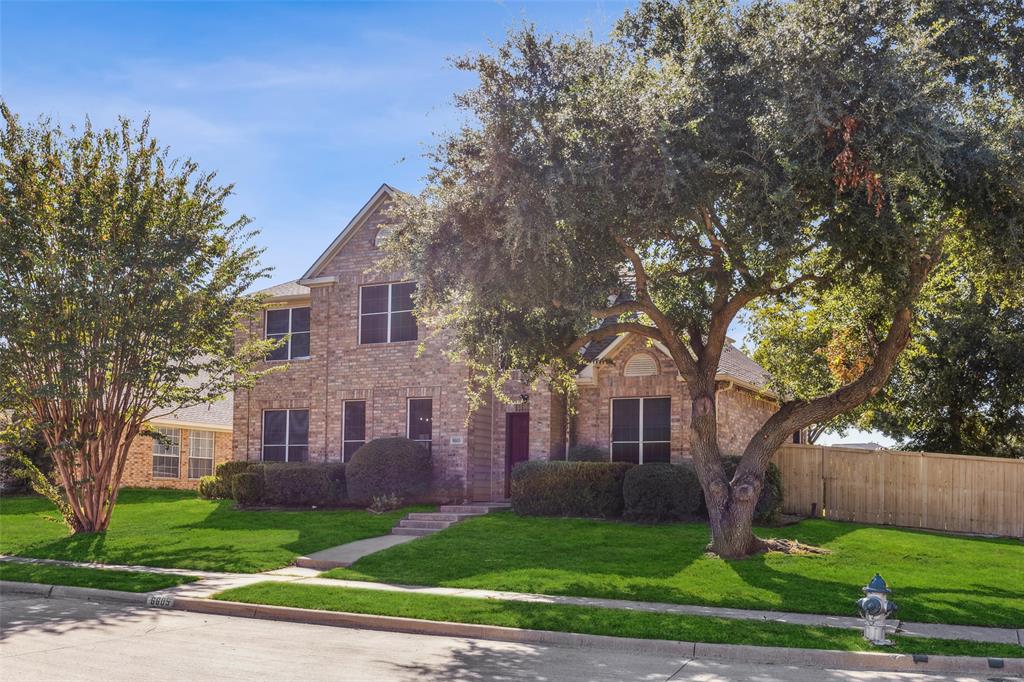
[231,184,784,503]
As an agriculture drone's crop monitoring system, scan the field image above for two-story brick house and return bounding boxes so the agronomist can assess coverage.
[232,184,781,502]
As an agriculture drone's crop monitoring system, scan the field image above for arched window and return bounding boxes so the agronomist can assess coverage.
[624,352,658,377]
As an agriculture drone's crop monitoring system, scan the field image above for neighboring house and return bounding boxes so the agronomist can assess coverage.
[120,395,234,490]
[232,184,780,502]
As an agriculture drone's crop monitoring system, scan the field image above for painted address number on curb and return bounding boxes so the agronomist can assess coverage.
[146,594,175,608]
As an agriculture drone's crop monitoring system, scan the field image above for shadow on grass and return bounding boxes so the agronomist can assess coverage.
[3,489,429,573]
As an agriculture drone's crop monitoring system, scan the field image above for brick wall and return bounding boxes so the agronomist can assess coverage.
[120,426,232,489]
[572,335,776,460]
[233,198,475,500]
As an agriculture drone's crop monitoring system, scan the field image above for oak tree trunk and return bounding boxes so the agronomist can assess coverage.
[687,378,766,559]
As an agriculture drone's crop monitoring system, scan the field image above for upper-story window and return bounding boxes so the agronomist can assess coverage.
[266,307,310,360]
[359,282,417,344]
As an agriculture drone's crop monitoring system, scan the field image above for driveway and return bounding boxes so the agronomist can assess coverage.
[1,594,1016,681]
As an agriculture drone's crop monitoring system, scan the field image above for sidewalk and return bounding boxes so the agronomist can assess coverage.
[2,554,1021,646]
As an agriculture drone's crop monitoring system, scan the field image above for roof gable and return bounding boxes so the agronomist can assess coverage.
[300,183,400,281]
[580,332,775,396]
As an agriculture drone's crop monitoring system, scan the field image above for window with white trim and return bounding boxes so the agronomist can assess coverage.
[342,401,366,462]
[359,282,417,344]
[407,398,433,454]
[262,409,309,462]
[610,397,671,464]
[188,430,215,479]
[265,307,310,360]
[152,426,181,478]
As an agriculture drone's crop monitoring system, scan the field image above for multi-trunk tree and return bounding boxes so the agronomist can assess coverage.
[0,106,275,533]
[388,0,1023,557]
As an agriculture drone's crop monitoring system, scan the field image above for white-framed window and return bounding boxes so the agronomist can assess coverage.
[359,282,417,344]
[262,409,309,462]
[188,430,215,479]
[342,400,366,462]
[610,397,671,464]
[407,398,433,454]
[152,426,181,478]
[265,306,310,361]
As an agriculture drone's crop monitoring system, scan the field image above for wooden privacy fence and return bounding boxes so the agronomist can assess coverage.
[772,444,1024,538]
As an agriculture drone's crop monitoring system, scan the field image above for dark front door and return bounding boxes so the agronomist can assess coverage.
[505,412,530,497]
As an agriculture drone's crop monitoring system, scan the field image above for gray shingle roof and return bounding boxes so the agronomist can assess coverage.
[157,394,233,428]
[718,344,772,389]
[256,279,310,299]
[148,365,234,429]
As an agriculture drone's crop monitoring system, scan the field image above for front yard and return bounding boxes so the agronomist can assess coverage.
[0,489,430,573]
[326,513,1024,628]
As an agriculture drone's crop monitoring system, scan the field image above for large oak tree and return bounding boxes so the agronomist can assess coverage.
[0,106,275,532]
[389,0,1023,557]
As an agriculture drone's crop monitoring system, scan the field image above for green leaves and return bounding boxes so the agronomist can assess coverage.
[0,104,273,530]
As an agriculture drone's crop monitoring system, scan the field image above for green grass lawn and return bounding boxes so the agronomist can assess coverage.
[0,561,197,592]
[0,489,432,573]
[325,513,1024,628]
[215,582,1023,659]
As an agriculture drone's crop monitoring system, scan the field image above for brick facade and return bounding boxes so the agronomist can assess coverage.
[232,185,779,501]
[120,426,233,489]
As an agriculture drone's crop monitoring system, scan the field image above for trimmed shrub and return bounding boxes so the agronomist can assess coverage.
[511,461,633,518]
[622,463,702,522]
[196,475,225,500]
[324,462,347,504]
[566,444,607,462]
[231,471,265,506]
[216,460,254,480]
[346,437,432,503]
[708,457,785,524]
[262,463,333,507]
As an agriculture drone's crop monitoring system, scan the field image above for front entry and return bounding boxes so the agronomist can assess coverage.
[505,412,530,498]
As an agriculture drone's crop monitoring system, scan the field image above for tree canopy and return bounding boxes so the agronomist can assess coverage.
[389,0,1023,556]
[0,105,274,531]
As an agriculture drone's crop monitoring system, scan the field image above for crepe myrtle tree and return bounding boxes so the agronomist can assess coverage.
[0,105,278,533]
[387,0,1024,558]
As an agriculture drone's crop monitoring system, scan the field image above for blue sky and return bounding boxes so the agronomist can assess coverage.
[1,0,890,446]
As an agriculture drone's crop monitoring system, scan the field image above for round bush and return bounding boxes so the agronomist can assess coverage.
[566,444,607,462]
[623,463,702,522]
[346,437,432,503]
[196,475,224,500]
[231,471,265,506]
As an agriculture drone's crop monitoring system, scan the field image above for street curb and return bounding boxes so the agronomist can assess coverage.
[169,597,1024,675]
[1,580,149,604]
[3,581,1020,675]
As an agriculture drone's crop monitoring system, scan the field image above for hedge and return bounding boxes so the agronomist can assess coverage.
[346,437,432,503]
[623,463,702,522]
[231,471,265,506]
[261,462,345,507]
[511,461,633,518]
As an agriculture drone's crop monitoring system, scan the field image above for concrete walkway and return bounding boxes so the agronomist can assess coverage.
[2,554,1020,646]
[294,534,417,570]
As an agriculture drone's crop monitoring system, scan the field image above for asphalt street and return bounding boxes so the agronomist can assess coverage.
[1,594,1018,682]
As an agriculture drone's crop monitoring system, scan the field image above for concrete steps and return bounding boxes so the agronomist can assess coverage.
[391,502,511,537]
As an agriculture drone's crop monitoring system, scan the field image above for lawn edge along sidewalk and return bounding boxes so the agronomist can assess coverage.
[1,580,1019,676]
